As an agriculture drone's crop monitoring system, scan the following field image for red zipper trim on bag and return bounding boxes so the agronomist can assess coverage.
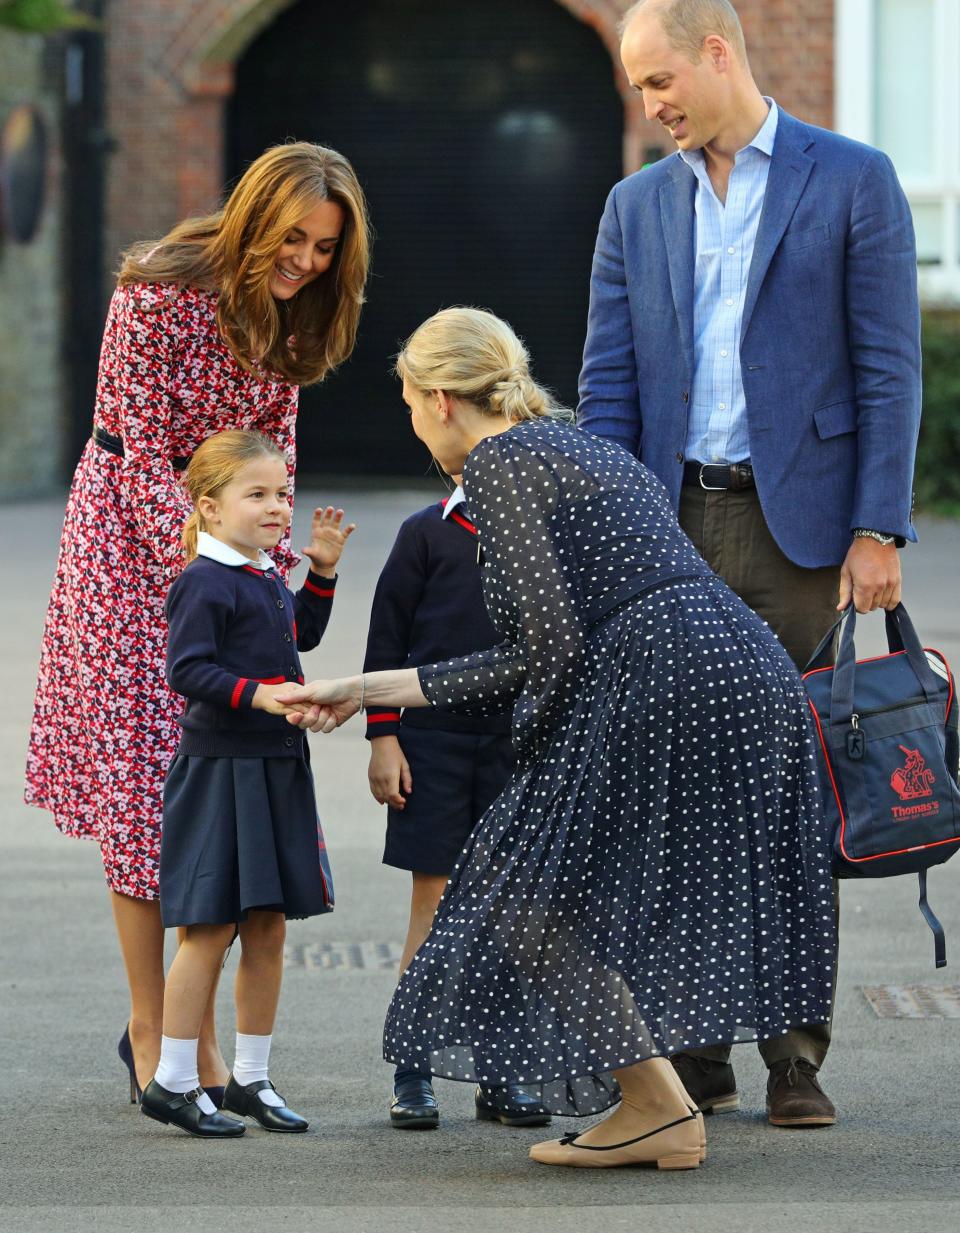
[803,647,959,863]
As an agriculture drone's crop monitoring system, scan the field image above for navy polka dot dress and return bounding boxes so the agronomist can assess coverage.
[383,417,836,1117]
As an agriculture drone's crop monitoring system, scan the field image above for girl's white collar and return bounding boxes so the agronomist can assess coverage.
[196,531,275,571]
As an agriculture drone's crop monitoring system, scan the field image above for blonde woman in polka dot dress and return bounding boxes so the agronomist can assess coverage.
[279,308,836,1171]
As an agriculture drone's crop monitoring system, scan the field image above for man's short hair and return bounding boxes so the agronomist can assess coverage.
[620,0,748,64]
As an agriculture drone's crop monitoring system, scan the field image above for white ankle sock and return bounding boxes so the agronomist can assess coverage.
[233,1032,284,1106]
[155,1035,217,1115]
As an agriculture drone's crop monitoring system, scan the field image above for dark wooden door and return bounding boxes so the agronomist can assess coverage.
[227,0,623,477]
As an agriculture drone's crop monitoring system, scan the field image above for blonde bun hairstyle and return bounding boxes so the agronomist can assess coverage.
[181,429,286,562]
[395,307,565,423]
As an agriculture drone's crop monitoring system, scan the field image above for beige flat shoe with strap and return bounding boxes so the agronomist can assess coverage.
[528,1111,701,1170]
[690,1106,706,1162]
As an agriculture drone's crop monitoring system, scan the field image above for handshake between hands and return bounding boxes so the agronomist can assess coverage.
[252,677,363,734]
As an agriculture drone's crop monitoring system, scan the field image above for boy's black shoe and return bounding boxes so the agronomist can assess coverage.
[222,1075,309,1132]
[140,1079,245,1137]
[390,1073,439,1129]
[475,1084,552,1127]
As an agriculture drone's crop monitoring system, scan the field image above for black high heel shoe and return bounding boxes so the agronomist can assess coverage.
[118,1025,142,1105]
[140,1079,245,1138]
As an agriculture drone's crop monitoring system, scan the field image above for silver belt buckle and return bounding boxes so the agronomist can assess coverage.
[698,465,726,491]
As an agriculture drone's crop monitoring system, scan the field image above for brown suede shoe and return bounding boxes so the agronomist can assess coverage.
[766,1058,837,1127]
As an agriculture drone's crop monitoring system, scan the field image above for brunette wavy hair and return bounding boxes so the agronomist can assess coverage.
[118,142,370,386]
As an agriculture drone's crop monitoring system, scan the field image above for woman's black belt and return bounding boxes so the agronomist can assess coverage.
[92,425,190,472]
[585,571,715,634]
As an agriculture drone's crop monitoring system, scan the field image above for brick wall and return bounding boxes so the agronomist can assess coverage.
[736,0,834,130]
[103,0,834,270]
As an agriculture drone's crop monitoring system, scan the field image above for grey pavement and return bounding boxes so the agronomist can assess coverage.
[2,487,959,1233]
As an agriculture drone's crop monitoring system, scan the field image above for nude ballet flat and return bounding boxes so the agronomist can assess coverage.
[688,1106,706,1162]
[528,1111,701,1170]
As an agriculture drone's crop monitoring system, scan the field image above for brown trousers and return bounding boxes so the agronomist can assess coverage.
[678,484,840,1069]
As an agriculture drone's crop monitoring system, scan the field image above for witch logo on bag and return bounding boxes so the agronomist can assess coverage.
[890,746,936,802]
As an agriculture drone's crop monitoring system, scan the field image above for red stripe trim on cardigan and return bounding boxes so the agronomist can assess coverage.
[449,510,477,535]
[257,676,285,685]
[367,711,402,723]
[304,577,336,597]
[230,678,249,708]
[241,564,271,576]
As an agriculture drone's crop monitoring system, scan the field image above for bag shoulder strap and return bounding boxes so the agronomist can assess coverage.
[919,869,947,969]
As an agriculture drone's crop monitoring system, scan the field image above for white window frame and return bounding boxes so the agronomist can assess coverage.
[835,0,960,304]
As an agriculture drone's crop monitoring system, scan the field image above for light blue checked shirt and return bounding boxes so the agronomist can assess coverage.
[681,98,779,464]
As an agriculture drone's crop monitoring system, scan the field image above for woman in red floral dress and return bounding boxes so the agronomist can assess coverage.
[25,142,370,1096]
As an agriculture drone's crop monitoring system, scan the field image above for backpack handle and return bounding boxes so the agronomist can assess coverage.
[826,602,943,731]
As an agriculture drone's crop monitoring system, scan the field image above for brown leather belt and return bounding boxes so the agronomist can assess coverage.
[92,425,190,472]
[682,460,755,491]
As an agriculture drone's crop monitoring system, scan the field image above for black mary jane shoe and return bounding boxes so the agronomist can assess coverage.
[475,1083,552,1127]
[140,1080,245,1138]
[390,1073,439,1130]
[222,1075,309,1133]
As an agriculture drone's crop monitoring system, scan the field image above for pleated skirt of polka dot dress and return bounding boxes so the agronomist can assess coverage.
[383,577,837,1117]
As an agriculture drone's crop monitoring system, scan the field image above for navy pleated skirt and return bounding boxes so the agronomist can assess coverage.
[160,754,334,927]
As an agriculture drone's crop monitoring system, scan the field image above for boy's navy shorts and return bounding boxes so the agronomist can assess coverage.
[383,726,515,876]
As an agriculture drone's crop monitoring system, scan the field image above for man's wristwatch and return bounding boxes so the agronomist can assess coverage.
[852,528,896,546]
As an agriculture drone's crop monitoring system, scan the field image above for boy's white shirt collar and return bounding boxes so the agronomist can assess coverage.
[442,486,466,519]
[196,530,275,571]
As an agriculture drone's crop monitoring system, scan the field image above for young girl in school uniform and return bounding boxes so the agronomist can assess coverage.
[363,479,550,1132]
[139,429,354,1138]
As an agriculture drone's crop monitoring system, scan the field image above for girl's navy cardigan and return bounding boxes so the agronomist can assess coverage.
[165,557,337,758]
[362,498,511,740]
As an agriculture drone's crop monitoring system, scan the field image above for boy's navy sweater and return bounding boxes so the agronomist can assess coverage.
[362,497,510,739]
[165,557,337,758]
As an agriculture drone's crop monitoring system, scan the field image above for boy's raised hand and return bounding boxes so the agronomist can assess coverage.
[303,506,356,577]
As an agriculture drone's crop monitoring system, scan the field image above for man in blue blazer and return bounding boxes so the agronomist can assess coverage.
[578,0,921,1127]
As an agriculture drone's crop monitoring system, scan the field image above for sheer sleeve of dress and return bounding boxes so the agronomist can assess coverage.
[417,426,585,754]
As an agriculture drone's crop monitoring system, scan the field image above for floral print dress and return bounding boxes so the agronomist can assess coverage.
[25,282,300,899]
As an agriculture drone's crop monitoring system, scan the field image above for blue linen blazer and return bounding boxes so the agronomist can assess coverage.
[577,108,922,568]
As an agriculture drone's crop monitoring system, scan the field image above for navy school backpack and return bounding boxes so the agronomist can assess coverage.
[802,603,960,967]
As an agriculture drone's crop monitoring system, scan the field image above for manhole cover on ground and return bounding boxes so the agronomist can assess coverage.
[283,940,402,971]
[862,985,960,1018]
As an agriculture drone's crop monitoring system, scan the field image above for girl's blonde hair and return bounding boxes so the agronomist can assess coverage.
[181,430,286,562]
[395,307,563,423]
[118,142,370,387]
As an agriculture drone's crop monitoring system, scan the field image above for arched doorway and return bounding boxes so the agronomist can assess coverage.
[227,0,623,477]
